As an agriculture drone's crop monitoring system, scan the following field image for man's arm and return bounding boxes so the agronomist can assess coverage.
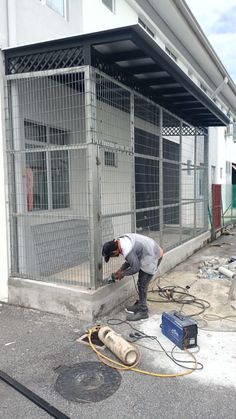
[121,252,141,276]
[120,261,130,271]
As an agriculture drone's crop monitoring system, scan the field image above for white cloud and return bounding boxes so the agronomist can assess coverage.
[186,0,236,82]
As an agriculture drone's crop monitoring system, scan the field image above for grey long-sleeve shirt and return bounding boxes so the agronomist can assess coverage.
[118,233,162,276]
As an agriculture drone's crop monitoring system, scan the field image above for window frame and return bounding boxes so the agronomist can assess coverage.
[138,18,155,38]
[102,0,115,13]
[104,149,118,168]
[40,0,67,18]
[24,119,71,212]
[165,46,178,62]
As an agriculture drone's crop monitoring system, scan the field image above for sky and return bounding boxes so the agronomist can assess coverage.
[186,0,236,83]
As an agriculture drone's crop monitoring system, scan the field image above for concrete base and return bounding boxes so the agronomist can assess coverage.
[8,276,136,321]
[8,231,210,321]
[158,231,210,276]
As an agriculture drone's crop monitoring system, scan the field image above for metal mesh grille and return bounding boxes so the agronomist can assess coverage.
[5,69,91,286]
[5,67,208,288]
[7,47,84,75]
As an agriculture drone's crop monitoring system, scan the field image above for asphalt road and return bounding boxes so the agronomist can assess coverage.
[0,302,236,419]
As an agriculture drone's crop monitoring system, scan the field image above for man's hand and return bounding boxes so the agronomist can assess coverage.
[114,269,124,280]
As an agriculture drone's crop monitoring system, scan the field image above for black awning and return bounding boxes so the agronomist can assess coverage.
[4,25,229,127]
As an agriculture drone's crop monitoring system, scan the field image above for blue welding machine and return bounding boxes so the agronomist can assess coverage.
[161,311,198,349]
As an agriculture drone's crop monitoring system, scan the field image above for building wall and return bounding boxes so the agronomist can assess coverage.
[1,0,83,47]
[0,0,137,48]
[208,125,236,221]
[82,0,137,34]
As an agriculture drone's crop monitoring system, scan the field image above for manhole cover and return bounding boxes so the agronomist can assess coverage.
[55,362,121,403]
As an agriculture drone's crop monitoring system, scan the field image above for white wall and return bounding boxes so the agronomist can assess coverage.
[2,0,83,47]
[82,0,137,34]
[0,0,8,48]
[208,126,236,213]
[0,0,138,48]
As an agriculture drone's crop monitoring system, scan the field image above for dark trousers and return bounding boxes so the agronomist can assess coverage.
[138,256,163,312]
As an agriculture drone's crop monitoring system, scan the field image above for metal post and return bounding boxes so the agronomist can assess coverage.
[130,92,136,233]
[0,53,9,301]
[194,128,197,235]
[159,108,163,247]
[85,66,102,289]
[179,120,183,242]
[204,129,209,230]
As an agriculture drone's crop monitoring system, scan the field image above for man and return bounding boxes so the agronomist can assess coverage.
[102,233,163,321]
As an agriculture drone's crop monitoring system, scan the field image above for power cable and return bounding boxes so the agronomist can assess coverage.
[106,319,203,371]
[88,325,198,378]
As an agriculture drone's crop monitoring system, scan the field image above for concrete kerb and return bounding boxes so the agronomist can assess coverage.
[8,231,211,321]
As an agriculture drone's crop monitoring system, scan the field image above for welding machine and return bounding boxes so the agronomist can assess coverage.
[161,311,198,349]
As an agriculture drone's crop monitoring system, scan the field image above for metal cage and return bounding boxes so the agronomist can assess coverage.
[5,66,208,288]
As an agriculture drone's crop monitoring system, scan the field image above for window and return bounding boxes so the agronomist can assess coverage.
[188,70,193,79]
[25,120,70,211]
[41,0,65,17]
[197,163,204,197]
[234,123,236,143]
[187,160,192,175]
[220,168,223,179]
[165,47,177,62]
[104,150,117,167]
[102,0,115,13]
[200,83,208,94]
[138,18,155,38]
[226,161,231,175]
[211,165,216,184]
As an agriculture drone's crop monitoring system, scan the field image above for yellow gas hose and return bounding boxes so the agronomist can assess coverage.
[88,326,198,378]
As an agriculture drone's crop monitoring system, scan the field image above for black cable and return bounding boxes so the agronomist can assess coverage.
[171,347,203,370]
[0,370,70,419]
[147,285,210,317]
[107,319,203,371]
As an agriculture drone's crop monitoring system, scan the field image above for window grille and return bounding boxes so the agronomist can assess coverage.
[104,150,117,167]
[25,120,70,211]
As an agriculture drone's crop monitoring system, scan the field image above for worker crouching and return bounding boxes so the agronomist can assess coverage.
[102,233,163,321]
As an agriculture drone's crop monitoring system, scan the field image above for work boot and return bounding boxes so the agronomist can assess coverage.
[125,300,140,313]
[126,310,149,321]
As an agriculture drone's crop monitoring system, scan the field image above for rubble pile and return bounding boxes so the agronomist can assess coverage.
[197,256,236,280]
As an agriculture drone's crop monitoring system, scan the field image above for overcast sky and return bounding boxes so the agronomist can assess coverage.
[186,0,236,83]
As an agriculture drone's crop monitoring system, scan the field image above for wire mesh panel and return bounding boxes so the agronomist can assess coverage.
[5,68,92,286]
[195,132,207,233]
[5,66,209,289]
[134,96,160,244]
[96,73,133,280]
[162,111,181,250]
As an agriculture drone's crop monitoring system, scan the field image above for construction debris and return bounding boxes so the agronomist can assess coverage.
[231,301,236,310]
[222,229,235,236]
[229,277,236,301]
[197,256,236,281]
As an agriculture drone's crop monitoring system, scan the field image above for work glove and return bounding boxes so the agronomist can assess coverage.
[114,269,124,280]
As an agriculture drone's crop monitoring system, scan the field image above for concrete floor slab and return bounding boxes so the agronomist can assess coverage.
[1,228,236,418]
